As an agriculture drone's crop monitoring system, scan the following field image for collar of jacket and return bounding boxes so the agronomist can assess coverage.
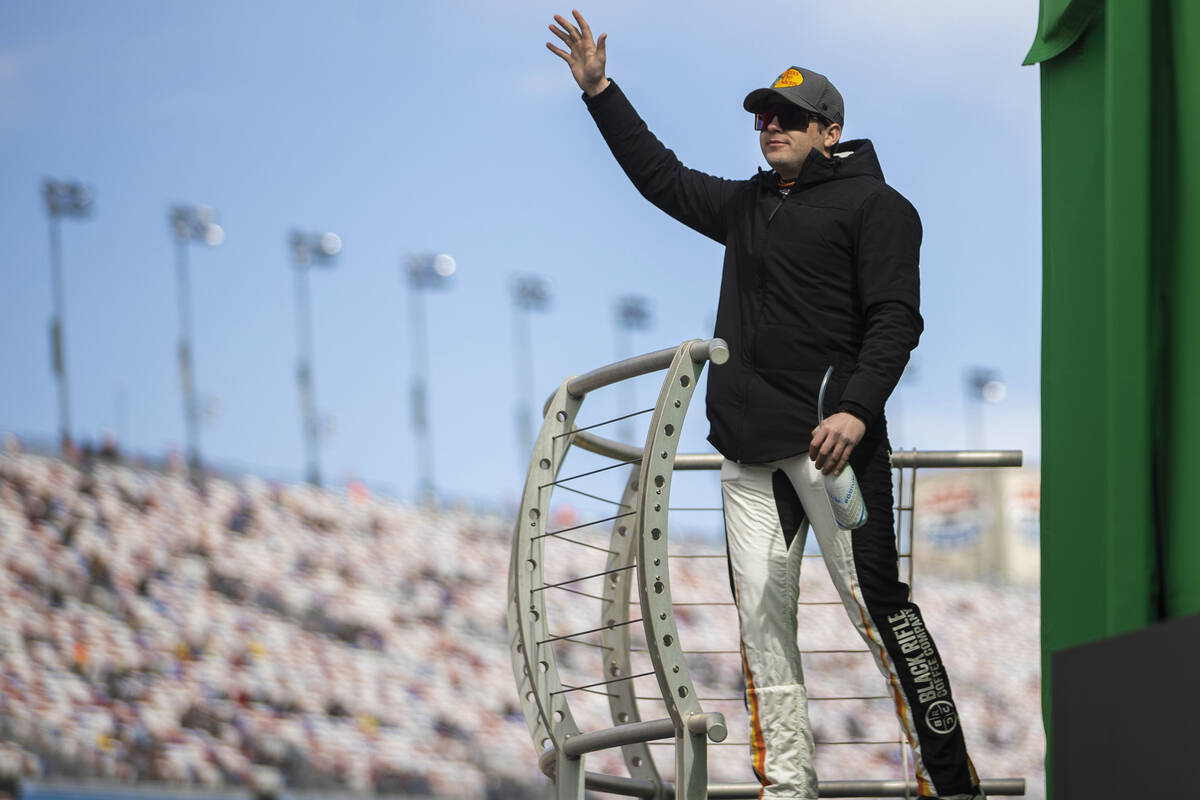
[758,137,885,192]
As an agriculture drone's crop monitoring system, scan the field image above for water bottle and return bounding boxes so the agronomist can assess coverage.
[818,366,868,530]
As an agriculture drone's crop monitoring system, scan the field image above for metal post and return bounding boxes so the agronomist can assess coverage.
[47,214,70,450]
[964,391,984,451]
[168,204,223,485]
[512,303,533,459]
[405,253,455,505]
[901,460,916,799]
[173,238,202,482]
[511,275,551,461]
[965,368,1005,450]
[516,305,536,453]
[294,261,321,487]
[554,749,585,800]
[43,179,92,452]
[289,229,340,487]
[615,323,633,442]
[408,280,433,502]
[675,727,708,800]
[115,387,128,449]
[614,295,652,444]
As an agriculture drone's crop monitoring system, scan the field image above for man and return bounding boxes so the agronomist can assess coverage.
[547,11,984,800]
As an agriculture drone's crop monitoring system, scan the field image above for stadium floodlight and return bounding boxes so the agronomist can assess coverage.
[42,178,95,452]
[291,229,342,487]
[405,252,456,505]
[965,367,1006,449]
[616,294,652,331]
[44,180,93,218]
[406,251,455,288]
[169,204,224,486]
[172,204,225,246]
[614,294,653,442]
[510,275,553,459]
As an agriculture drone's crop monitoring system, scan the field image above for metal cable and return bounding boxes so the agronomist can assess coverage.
[533,563,635,593]
[552,407,655,440]
[532,511,636,539]
[562,685,620,699]
[538,617,641,646]
[546,534,617,555]
[552,585,608,602]
[551,670,657,696]
[553,483,631,508]
[540,458,642,488]
[546,636,610,649]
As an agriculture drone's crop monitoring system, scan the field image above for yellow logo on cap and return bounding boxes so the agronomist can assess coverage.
[773,68,804,88]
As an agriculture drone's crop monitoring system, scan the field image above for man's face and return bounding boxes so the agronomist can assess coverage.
[756,105,839,178]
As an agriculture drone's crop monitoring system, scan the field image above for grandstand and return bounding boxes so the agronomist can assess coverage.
[0,437,1044,799]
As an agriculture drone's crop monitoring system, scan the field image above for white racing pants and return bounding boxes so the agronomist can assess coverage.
[721,442,979,799]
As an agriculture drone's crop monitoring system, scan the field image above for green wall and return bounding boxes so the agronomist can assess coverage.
[1028,0,1200,792]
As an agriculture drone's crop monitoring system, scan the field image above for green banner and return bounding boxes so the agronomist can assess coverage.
[1023,0,1102,64]
[1030,0,1200,793]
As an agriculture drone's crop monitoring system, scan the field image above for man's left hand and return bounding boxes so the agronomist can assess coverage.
[810,412,866,475]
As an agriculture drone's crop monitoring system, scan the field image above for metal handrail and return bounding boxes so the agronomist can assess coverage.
[546,339,1022,472]
[568,437,1024,472]
[514,339,1029,800]
[563,339,729,399]
[514,339,730,800]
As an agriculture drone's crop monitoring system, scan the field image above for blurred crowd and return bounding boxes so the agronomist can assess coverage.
[0,437,1044,799]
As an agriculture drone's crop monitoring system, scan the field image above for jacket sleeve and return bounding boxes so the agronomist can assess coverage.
[584,81,741,244]
[837,187,924,428]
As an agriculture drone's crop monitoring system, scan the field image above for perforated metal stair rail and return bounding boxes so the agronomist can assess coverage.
[508,338,1028,799]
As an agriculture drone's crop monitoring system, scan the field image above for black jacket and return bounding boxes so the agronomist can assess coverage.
[585,82,923,463]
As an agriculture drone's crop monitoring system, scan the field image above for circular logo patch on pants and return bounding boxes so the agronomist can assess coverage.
[924,700,958,734]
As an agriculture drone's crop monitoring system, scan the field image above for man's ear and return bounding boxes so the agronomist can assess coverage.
[824,123,843,150]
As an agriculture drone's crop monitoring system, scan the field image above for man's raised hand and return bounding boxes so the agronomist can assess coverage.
[547,10,610,97]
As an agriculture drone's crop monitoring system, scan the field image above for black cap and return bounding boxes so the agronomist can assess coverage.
[743,66,844,127]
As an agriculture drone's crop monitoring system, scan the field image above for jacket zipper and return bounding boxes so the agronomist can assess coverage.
[736,186,791,458]
[767,187,790,223]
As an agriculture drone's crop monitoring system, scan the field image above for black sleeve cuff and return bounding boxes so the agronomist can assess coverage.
[581,79,618,108]
[836,400,874,430]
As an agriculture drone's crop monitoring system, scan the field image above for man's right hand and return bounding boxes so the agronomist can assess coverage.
[546,10,610,97]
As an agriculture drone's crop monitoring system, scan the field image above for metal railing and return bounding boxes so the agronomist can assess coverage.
[508,339,1026,799]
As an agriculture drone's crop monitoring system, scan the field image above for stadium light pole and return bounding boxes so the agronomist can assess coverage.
[43,179,94,452]
[614,294,652,443]
[170,204,225,485]
[406,252,456,505]
[510,274,552,460]
[965,367,1006,449]
[290,229,342,487]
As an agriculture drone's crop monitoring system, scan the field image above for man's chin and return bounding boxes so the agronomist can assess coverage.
[768,163,801,179]
[763,154,801,177]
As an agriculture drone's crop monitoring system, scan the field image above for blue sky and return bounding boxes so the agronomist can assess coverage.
[0,0,1042,512]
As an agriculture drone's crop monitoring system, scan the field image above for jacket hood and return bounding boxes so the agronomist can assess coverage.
[759,138,884,190]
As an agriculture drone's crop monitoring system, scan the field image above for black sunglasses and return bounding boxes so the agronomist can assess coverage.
[753,104,821,131]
